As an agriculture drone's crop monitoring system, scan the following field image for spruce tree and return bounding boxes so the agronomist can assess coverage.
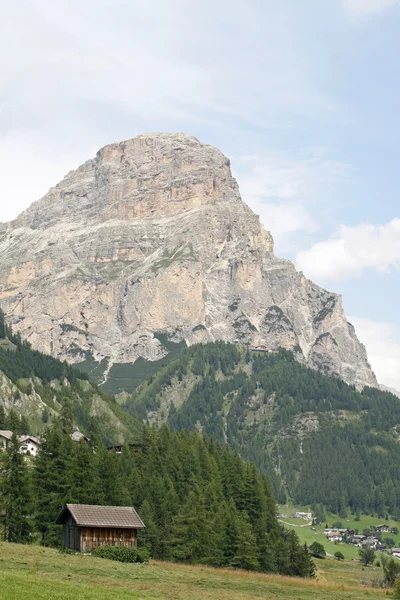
[230,510,260,571]
[33,426,74,546]
[0,433,32,543]
[138,499,158,554]
[171,488,213,564]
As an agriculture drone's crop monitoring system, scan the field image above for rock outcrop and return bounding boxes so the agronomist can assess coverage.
[0,133,377,388]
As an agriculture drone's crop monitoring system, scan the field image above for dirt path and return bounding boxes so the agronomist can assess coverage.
[278,519,313,528]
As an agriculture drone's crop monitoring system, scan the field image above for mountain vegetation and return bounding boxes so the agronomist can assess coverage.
[0,423,315,578]
[124,342,400,516]
[0,310,139,445]
[0,312,316,577]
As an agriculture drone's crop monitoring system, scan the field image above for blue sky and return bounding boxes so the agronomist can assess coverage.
[0,0,399,387]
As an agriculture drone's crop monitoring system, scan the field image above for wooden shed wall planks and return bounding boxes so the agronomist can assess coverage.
[80,527,137,553]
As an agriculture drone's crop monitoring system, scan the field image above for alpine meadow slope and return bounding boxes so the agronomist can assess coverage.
[0,133,376,390]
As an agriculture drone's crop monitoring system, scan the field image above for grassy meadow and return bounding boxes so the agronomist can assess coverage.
[0,542,387,600]
[278,505,400,560]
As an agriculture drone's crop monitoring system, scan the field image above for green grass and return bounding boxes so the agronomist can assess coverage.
[76,339,186,395]
[76,354,109,386]
[0,542,387,599]
[278,504,400,560]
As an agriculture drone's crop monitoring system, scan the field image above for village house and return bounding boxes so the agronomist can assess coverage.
[363,537,380,549]
[0,430,40,456]
[351,534,366,546]
[294,511,312,520]
[0,430,13,450]
[376,524,389,533]
[70,431,90,443]
[392,548,400,559]
[56,504,145,553]
[327,530,342,542]
[18,435,39,457]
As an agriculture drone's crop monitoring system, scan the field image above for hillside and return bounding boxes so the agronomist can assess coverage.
[124,342,400,515]
[0,133,376,390]
[0,310,138,445]
[0,543,385,600]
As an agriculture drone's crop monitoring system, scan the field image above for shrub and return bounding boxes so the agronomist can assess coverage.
[334,551,345,561]
[309,542,326,559]
[92,545,150,563]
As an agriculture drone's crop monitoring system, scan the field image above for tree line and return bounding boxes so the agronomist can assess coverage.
[0,418,315,578]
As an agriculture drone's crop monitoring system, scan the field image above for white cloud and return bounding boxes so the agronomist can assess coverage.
[0,0,346,222]
[350,316,400,390]
[295,219,400,281]
[233,151,350,252]
[0,135,95,223]
[343,0,400,15]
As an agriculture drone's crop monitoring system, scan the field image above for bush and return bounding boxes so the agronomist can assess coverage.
[334,551,345,561]
[91,545,150,563]
[309,541,326,559]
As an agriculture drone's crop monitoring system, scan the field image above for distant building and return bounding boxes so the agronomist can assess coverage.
[363,537,379,548]
[0,430,13,450]
[294,511,312,520]
[70,431,90,443]
[56,504,145,552]
[392,548,400,559]
[107,442,144,455]
[18,435,39,457]
[376,524,389,533]
[327,530,342,542]
[0,431,39,456]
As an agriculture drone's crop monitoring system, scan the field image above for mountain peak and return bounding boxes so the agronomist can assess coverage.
[12,132,240,231]
[0,134,376,390]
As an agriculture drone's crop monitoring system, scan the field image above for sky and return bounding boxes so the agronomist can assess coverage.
[0,0,399,388]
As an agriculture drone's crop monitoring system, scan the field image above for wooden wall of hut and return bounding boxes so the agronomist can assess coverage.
[80,527,137,553]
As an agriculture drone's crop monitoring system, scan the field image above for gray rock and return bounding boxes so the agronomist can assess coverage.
[0,133,377,389]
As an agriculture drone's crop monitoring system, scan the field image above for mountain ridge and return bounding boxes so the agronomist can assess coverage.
[0,132,377,389]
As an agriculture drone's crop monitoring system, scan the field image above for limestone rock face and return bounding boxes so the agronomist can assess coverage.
[0,133,377,389]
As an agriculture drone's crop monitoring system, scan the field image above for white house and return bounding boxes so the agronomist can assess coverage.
[327,530,342,542]
[392,548,400,559]
[18,435,39,457]
[294,511,312,520]
[0,431,40,456]
[0,430,13,450]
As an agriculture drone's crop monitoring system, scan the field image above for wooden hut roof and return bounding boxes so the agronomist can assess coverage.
[56,504,145,528]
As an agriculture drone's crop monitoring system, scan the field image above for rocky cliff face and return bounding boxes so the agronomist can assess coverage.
[0,133,377,389]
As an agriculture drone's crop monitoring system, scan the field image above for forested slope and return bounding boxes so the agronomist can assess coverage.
[124,342,400,515]
[0,310,139,445]
[2,422,314,577]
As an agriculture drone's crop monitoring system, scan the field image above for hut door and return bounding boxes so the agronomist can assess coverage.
[74,526,80,551]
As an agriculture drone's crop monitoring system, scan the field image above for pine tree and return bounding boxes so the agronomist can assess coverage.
[33,426,74,546]
[171,488,214,564]
[137,499,158,554]
[70,440,98,504]
[94,446,131,506]
[230,510,260,571]
[0,433,32,542]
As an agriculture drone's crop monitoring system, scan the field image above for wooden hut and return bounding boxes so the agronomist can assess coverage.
[56,504,145,552]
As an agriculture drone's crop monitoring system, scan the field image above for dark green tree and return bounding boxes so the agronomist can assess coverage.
[309,541,326,559]
[0,433,32,542]
[359,545,375,566]
[33,426,74,546]
[383,558,400,587]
